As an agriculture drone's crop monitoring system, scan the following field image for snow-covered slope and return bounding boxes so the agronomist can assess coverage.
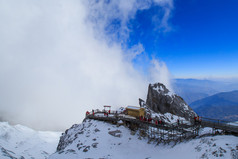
[50,119,238,159]
[0,122,61,159]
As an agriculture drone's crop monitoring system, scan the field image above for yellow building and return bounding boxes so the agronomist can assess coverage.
[126,106,145,118]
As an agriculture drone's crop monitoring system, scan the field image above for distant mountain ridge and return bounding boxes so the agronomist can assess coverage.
[190,90,238,121]
[173,78,238,104]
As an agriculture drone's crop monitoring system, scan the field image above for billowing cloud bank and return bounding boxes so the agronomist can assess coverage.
[0,0,173,130]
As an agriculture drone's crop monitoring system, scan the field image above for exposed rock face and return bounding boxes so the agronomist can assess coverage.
[57,124,80,152]
[139,98,181,124]
[146,83,197,121]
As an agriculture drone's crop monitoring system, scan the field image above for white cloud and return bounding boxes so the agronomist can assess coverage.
[0,0,173,130]
[85,0,173,43]
[149,59,173,92]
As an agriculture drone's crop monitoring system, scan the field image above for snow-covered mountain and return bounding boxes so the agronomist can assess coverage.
[1,82,238,159]
[1,115,237,159]
[48,83,237,158]
[190,90,238,121]
[49,119,238,159]
[173,78,238,104]
[0,122,61,159]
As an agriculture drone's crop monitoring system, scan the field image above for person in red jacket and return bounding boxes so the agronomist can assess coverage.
[159,120,162,125]
[155,120,158,125]
[194,116,197,124]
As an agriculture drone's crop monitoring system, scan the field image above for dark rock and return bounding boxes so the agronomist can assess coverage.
[231,149,238,159]
[0,146,19,159]
[56,124,81,152]
[108,130,121,137]
[94,128,100,132]
[92,143,98,148]
[83,146,90,152]
[66,149,75,153]
[146,83,197,121]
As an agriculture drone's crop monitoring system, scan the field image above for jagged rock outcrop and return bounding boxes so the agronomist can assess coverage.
[146,83,197,121]
[139,98,179,124]
[57,124,80,152]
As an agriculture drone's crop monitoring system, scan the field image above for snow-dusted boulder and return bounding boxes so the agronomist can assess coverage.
[146,83,197,121]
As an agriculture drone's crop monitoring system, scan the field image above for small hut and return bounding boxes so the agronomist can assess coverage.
[125,106,145,118]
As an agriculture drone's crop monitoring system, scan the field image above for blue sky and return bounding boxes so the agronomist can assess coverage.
[125,0,238,78]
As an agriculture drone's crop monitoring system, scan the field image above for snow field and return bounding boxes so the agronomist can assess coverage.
[0,122,61,159]
[49,119,238,159]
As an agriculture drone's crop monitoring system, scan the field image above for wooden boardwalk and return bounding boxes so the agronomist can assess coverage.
[86,114,193,133]
[85,112,238,135]
[85,112,200,141]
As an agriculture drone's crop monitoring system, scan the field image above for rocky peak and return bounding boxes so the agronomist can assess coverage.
[150,83,171,95]
[146,83,197,121]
